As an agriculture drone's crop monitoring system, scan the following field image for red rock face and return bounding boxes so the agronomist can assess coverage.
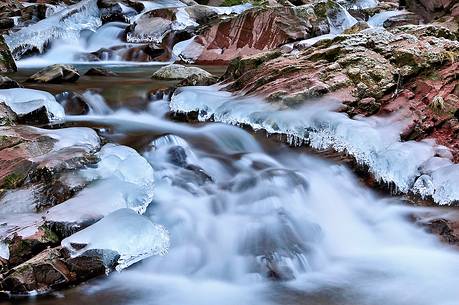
[191,7,317,64]
[406,0,459,21]
[382,62,459,162]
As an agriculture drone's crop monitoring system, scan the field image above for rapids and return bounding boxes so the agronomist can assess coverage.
[7,68,459,305]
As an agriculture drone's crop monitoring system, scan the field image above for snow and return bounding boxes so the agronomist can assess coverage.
[170,86,459,205]
[62,208,170,270]
[4,0,101,59]
[42,127,101,152]
[46,144,155,222]
[0,88,65,121]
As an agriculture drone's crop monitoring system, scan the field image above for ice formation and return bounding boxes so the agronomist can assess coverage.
[46,144,155,222]
[170,86,459,205]
[62,208,169,270]
[0,88,65,121]
[41,127,101,152]
[328,3,358,34]
[4,0,101,59]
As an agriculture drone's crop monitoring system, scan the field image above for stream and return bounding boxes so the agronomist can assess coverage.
[4,66,459,305]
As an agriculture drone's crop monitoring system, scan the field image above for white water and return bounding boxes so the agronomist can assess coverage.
[170,86,459,205]
[59,95,459,305]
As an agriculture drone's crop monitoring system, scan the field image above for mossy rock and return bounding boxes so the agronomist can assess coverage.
[0,35,16,73]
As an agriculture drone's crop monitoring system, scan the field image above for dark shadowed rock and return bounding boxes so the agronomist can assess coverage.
[0,36,17,73]
[0,103,17,126]
[0,76,21,89]
[0,246,118,296]
[84,67,118,77]
[55,91,90,115]
[27,64,80,83]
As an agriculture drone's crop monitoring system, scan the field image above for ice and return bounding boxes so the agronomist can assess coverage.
[0,242,9,260]
[46,144,155,222]
[62,208,170,270]
[173,7,199,30]
[0,88,65,121]
[340,0,378,9]
[42,127,101,152]
[140,0,187,12]
[4,0,101,59]
[328,3,358,34]
[368,10,409,28]
[211,3,252,15]
[170,86,459,205]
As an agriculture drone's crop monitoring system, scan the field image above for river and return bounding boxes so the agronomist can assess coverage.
[4,66,459,305]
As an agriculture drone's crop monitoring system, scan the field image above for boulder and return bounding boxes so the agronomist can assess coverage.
[0,88,65,123]
[0,76,21,89]
[405,0,459,22]
[27,64,80,83]
[151,64,214,80]
[84,67,118,77]
[0,246,115,296]
[219,24,459,159]
[177,6,328,64]
[55,91,90,115]
[0,36,17,73]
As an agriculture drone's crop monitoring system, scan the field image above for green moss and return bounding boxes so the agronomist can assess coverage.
[2,172,25,189]
[221,0,263,7]
[39,226,60,244]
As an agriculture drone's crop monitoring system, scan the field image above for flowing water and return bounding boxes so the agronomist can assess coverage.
[4,67,459,305]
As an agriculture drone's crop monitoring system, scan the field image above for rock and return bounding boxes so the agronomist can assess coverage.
[0,125,100,201]
[55,91,90,115]
[178,6,325,64]
[126,5,219,44]
[62,208,169,271]
[84,67,118,77]
[0,76,21,89]
[0,246,113,296]
[27,64,80,83]
[5,226,60,267]
[405,0,458,22]
[382,12,421,28]
[0,88,65,123]
[0,36,17,73]
[218,24,459,158]
[151,64,214,81]
[177,73,219,87]
[0,103,17,126]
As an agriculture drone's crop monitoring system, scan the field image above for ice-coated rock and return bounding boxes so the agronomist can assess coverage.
[62,208,169,270]
[46,144,155,223]
[0,88,65,122]
[170,86,459,205]
[4,0,101,59]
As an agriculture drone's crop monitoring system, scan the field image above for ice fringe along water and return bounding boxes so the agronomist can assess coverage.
[4,0,101,59]
[170,86,459,205]
[62,208,170,271]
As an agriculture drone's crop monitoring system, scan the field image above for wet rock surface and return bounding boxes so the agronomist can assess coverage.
[151,63,214,80]
[220,23,459,159]
[0,36,17,73]
[27,65,80,84]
